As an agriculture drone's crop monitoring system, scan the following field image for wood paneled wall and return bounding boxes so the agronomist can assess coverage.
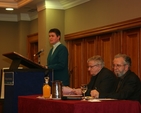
[65,17,141,88]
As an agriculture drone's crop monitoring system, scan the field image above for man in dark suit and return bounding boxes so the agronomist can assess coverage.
[91,53,141,101]
[70,55,117,97]
[46,28,69,86]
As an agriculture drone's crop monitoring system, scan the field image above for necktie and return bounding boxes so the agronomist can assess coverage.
[116,78,123,92]
[52,47,55,55]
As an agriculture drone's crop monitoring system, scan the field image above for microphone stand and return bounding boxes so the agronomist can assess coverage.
[37,54,41,64]
[34,49,44,64]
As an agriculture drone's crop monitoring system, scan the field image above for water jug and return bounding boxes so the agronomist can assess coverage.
[52,80,62,99]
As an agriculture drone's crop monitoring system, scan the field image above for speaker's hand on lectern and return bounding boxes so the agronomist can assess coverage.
[44,65,48,69]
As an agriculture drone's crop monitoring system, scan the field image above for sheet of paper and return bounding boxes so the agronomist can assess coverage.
[62,86,74,95]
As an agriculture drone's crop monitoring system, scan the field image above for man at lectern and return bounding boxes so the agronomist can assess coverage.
[45,28,70,86]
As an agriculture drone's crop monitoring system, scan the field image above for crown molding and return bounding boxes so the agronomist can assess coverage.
[0,12,38,22]
[45,0,64,10]
[0,14,18,21]
[0,0,33,8]
[60,0,90,9]
[37,1,46,12]
[17,0,33,8]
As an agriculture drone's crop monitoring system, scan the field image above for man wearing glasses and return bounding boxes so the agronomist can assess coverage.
[91,53,141,101]
[64,55,117,97]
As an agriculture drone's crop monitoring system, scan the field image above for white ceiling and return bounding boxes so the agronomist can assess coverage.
[0,0,90,21]
[0,0,90,14]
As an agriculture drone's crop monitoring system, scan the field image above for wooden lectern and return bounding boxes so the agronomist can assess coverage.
[2,52,53,113]
[3,51,45,70]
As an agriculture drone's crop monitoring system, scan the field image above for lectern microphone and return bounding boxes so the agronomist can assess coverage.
[34,49,44,56]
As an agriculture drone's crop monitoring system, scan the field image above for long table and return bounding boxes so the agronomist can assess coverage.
[18,95,141,113]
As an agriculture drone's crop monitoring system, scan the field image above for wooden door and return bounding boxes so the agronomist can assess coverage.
[27,33,38,63]
[68,39,85,88]
[122,28,141,78]
[84,36,97,83]
[97,33,114,69]
[96,32,122,70]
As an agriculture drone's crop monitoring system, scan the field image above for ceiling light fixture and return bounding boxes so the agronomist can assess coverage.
[6,8,14,11]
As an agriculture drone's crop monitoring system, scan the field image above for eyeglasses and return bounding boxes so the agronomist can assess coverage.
[87,64,99,68]
[112,64,126,68]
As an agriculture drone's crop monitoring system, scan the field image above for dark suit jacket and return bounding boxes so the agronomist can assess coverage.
[47,44,70,86]
[86,67,117,97]
[107,70,141,101]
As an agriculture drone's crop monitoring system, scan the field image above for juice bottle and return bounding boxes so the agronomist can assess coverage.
[43,77,51,98]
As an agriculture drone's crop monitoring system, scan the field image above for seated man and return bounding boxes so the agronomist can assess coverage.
[63,55,117,98]
[91,53,141,101]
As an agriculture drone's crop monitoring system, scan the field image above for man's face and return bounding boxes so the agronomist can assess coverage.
[87,60,101,76]
[113,57,128,77]
[49,32,60,45]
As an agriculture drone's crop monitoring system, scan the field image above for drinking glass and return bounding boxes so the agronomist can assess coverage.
[81,84,87,100]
